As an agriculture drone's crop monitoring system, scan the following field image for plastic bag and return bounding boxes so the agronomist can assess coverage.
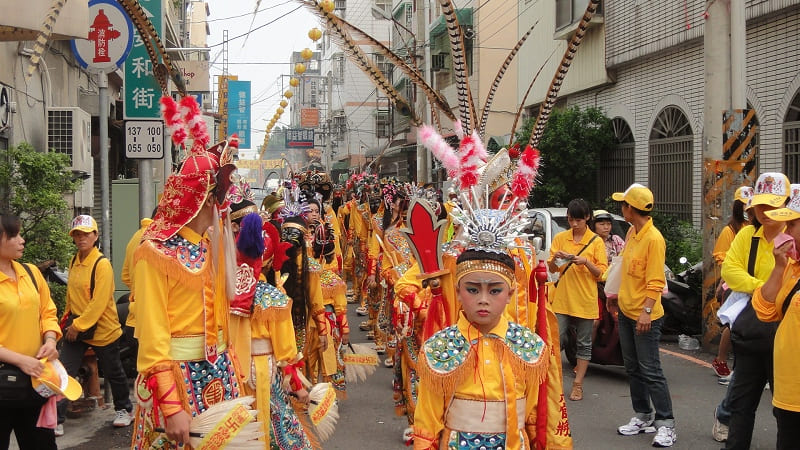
[717,291,751,326]
[603,256,623,296]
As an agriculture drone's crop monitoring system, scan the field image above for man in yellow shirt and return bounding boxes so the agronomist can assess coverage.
[58,215,132,433]
[609,183,676,447]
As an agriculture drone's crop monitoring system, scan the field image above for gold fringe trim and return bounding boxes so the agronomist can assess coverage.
[171,363,191,412]
[321,281,346,299]
[134,240,211,289]
[416,337,549,401]
[251,298,292,323]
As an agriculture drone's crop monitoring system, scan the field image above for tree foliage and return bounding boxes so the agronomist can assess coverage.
[0,142,80,268]
[514,106,614,207]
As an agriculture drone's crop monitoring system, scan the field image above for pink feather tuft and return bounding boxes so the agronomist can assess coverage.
[418,125,460,172]
[457,135,482,190]
[179,96,210,151]
[510,145,541,198]
[160,96,187,146]
[470,130,488,162]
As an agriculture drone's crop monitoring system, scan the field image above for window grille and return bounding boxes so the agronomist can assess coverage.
[648,106,693,220]
[598,118,635,202]
[376,111,391,138]
[784,92,800,181]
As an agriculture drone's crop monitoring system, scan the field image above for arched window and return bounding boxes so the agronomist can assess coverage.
[783,92,800,180]
[598,117,635,201]
[649,106,693,220]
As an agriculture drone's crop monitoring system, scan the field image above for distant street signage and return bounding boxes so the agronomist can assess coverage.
[175,60,210,93]
[285,129,315,148]
[226,80,251,148]
[123,0,162,119]
[125,120,165,159]
[216,75,237,142]
[70,0,133,73]
[301,108,319,128]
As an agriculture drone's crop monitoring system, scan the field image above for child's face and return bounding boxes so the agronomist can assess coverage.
[457,271,513,334]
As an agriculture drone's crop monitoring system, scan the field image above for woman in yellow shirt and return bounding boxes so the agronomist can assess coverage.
[548,199,607,401]
[58,215,132,433]
[0,214,60,449]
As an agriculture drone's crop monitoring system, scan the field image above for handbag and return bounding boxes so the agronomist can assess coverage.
[0,362,43,407]
[729,234,778,354]
[603,256,623,296]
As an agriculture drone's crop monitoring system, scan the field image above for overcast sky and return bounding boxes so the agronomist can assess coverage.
[206,0,318,158]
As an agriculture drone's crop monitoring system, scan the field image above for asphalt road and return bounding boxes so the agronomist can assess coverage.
[23,301,775,449]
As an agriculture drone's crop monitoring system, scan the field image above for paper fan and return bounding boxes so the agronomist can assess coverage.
[155,396,263,449]
[307,382,340,441]
[343,343,379,383]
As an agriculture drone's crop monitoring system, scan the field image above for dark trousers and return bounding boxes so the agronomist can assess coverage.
[0,402,56,450]
[723,349,773,450]
[618,315,675,428]
[57,337,132,423]
[774,407,800,450]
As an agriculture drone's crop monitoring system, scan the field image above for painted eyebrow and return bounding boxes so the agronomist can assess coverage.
[463,281,506,287]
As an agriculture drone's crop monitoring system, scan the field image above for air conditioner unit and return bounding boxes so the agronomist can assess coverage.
[46,107,93,208]
[0,85,10,133]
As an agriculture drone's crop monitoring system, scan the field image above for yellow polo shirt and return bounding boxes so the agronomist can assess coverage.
[752,260,800,412]
[549,229,608,319]
[0,262,61,357]
[712,224,736,265]
[721,224,780,294]
[66,247,122,346]
[618,218,666,321]
[121,218,153,328]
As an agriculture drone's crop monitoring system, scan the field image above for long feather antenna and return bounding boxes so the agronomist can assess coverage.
[510,47,557,141]
[438,0,477,134]
[478,19,539,138]
[24,0,66,80]
[528,0,601,148]
[241,0,262,48]
[335,15,456,123]
[299,0,417,124]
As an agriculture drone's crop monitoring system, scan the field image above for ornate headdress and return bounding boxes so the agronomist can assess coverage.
[144,96,238,241]
[297,170,334,202]
[278,181,311,229]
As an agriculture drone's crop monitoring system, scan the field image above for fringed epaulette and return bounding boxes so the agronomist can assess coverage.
[504,322,547,365]
[421,325,470,374]
[251,281,292,323]
[308,258,321,273]
[320,269,346,299]
[133,236,211,287]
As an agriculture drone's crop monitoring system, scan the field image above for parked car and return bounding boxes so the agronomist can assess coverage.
[525,207,630,281]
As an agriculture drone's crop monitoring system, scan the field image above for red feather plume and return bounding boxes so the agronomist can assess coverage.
[510,145,540,198]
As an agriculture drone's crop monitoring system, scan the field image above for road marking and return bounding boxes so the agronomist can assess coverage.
[659,347,713,368]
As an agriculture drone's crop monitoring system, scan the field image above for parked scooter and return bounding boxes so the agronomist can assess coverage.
[661,257,703,336]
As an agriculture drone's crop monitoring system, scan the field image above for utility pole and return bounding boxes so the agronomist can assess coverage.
[326,71,333,172]
[701,0,750,347]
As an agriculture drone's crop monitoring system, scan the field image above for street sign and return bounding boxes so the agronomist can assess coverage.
[70,0,133,73]
[227,80,251,148]
[123,0,162,119]
[125,120,164,159]
[285,129,315,148]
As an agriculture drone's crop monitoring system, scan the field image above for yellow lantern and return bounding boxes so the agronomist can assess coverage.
[300,48,313,60]
[289,78,300,87]
[308,27,322,42]
[284,90,294,99]
[319,0,335,13]
[294,63,306,75]
[277,107,284,114]
[280,100,288,108]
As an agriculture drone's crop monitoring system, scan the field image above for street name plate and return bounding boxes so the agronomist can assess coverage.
[125,120,164,159]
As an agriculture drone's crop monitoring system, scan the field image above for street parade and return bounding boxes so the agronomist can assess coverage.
[1,0,800,449]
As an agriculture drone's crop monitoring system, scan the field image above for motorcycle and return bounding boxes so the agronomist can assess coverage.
[661,257,703,336]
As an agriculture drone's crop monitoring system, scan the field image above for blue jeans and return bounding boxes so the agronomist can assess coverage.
[618,314,675,428]
[716,371,735,425]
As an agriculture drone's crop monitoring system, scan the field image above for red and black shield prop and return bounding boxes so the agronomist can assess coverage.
[399,199,449,280]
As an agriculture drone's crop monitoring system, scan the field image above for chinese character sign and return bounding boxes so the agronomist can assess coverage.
[123,0,162,119]
[70,0,133,73]
[227,80,251,148]
[285,128,315,148]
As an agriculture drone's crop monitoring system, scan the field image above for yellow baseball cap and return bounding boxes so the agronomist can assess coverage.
[765,183,800,221]
[69,215,97,236]
[734,186,753,204]
[751,172,790,208]
[612,183,654,212]
[32,359,83,401]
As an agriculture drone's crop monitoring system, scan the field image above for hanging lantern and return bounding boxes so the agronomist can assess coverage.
[289,78,300,87]
[300,48,314,60]
[280,100,288,108]
[294,63,306,75]
[319,0,335,13]
[308,27,322,42]
[284,90,294,99]
[277,107,284,114]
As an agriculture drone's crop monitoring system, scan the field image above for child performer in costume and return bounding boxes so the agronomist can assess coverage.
[131,96,242,449]
[413,193,549,449]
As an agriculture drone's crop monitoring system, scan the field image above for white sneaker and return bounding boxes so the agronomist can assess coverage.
[113,409,133,427]
[652,426,676,447]
[54,424,64,437]
[618,416,656,435]
[712,407,728,442]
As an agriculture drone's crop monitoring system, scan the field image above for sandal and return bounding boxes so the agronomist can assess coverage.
[569,382,583,401]
[383,357,393,368]
[402,427,413,444]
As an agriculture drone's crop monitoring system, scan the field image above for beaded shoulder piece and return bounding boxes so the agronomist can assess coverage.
[372,212,384,232]
[136,234,211,281]
[420,325,470,375]
[504,322,546,365]
[308,257,321,273]
[252,281,290,312]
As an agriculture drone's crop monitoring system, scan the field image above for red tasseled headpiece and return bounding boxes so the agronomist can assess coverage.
[510,145,540,199]
[160,96,187,147]
[179,96,209,152]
